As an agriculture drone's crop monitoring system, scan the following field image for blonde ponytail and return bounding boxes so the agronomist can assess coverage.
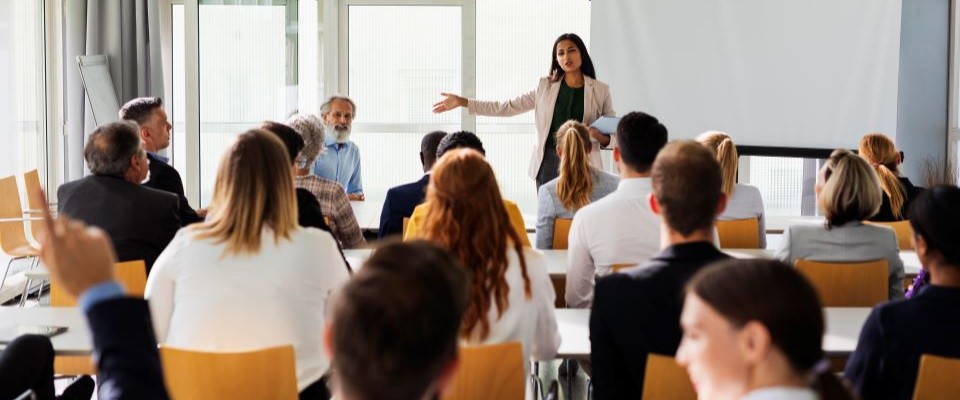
[555,121,593,211]
[696,131,738,197]
[859,133,907,219]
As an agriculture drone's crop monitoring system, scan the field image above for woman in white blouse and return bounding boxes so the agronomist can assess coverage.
[419,148,561,365]
[697,131,767,248]
[677,259,855,400]
[145,129,351,398]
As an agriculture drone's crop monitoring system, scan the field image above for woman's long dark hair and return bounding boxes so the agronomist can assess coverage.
[549,33,596,81]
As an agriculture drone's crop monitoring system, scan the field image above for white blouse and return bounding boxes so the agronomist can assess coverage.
[465,247,561,362]
[145,227,351,391]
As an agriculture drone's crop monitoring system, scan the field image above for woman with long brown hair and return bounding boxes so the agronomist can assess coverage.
[697,131,767,248]
[421,148,560,365]
[536,120,619,249]
[859,132,923,221]
[145,129,350,399]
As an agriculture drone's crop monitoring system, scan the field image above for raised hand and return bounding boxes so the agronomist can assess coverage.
[36,188,116,298]
[432,92,466,113]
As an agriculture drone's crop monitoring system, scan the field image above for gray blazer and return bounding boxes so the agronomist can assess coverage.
[774,221,905,300]
[535,169,620,249]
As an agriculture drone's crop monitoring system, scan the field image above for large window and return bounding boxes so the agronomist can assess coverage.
[0,0,48,180]
[172,0,320,205]
[342,0,591,214]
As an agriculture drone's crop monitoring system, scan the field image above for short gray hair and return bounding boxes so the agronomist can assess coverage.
[84,121,143,176]
[320,95,357,118]
[286,113,326,163]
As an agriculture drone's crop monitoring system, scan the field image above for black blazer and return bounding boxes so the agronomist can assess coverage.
[378,174,429,238]
[845,285,960,400]
[86,297,169,399]
[590,242,730,400]
[870,177,924,222]
[144,153,202,226]
[58,175,180,273]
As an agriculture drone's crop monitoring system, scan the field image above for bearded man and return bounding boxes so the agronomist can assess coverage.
[312,95,364,200]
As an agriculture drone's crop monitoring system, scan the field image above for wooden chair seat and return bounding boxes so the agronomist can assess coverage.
[913,354,960,400]
[867,220,914,250]
[795,259,888,307]
[160,345,299,400]
[642,353,696,400]
[715,217,761,249]
[442,342,525,400]
[552,218,573,250]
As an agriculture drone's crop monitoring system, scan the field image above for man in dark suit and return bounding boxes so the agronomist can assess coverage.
[378,131,446,238]
[37,202,169,400]
[590,140,731,399]
[119,97,204,225]
[58,121,180,273]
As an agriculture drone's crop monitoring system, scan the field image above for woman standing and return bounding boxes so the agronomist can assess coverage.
[433,33,615,188]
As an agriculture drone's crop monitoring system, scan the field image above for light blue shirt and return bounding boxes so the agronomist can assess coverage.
[312,137,362,194]
[535,168,620,249]
[78,281,125,312]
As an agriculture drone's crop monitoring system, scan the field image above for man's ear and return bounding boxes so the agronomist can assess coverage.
[649,193,661,216]
[322,322,335,359]
[613,146,621,163]
[715,192,728,217]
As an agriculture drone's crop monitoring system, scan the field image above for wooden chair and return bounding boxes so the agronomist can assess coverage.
[442,342,525,400]
[641,353,696,400]
[912,354,960,400]
[552,218,573,249]
[0,175,40,295]
[22,169,50,241]
[795,259,888,307]
[160,345,299,400]
[612,264,636,273]
[50,260,148,375]
[715,218,761,249]
[867,220,914,250]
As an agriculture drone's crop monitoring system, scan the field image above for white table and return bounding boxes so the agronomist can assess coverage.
[350,195,384,232]
[345,248,921,280]
[553,307,869,359]
[0,307,91,356]
[765,216,824,234]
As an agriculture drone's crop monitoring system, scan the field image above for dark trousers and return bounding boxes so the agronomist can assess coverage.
[535,147,561,189]
[299,376,331,400]
[0,335,56,400]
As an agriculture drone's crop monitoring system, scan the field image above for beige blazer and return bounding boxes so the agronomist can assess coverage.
[466,76,616,179]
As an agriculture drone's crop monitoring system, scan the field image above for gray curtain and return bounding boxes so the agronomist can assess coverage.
[63,0,162,181]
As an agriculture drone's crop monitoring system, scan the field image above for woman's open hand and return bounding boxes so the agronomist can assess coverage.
[432,92,467,113]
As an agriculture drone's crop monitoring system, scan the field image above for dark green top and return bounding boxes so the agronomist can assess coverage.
[547,80,585,149]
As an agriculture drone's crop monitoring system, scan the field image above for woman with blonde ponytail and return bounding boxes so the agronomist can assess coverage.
[535,120,619,249]
[696,131,767,248]
[859,133,923,221]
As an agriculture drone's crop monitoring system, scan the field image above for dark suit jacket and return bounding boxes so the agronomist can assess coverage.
[58,175,180,273]
[86,297,170,399]
[590,242,730,400]
[845,285,960,400]
[378,174,429,238]
[870,177,925,222]
[144,153,202,226]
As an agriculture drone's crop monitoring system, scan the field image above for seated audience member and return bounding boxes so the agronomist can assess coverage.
[590,140,730,399]
[286,114,365,248]
[378,131,447,238]
[775,149,905,300]
[0,335,94,400]
[678,259,855,400]
[313,96,364,200]
[420,149,560,366]
[536,120,618,249]
[845,186,960,400]
[859,132,924,222]
[38,199,169,399]
[696,131,767,248]
[145,129,350,399]
[403,131,531,246]
[261,121,337,236]
[566,111,668,308]
[120,97,204,225]
[58,121,180,273]
[326,241,469,400]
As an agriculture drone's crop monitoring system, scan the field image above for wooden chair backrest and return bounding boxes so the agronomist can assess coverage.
[715,218,761,249]
[867,220,914,250]
[641,353,696,400]
[23,170,45,241]
[552,218,573,249]
[0,175,33,255]
[51,260,147,307]
[912,354,960,400]
[795,259,888,307]
[160,345,299,400]
[442,342,525,400]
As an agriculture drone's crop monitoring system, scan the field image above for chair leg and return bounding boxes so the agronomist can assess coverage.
[0,257,18,298]
[17,277,32,307]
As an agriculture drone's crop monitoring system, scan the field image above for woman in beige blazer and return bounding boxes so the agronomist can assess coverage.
[433,33,616,188]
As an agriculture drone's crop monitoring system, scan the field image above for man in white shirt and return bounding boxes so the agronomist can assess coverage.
[566,111,668,308]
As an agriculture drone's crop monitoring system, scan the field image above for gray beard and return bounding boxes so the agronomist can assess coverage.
[326,125,352,143]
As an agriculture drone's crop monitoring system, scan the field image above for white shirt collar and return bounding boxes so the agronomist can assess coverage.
[741,387,818,400]
[616,177,652,193]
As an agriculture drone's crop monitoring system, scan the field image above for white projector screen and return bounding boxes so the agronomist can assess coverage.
[591,0,902,150]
